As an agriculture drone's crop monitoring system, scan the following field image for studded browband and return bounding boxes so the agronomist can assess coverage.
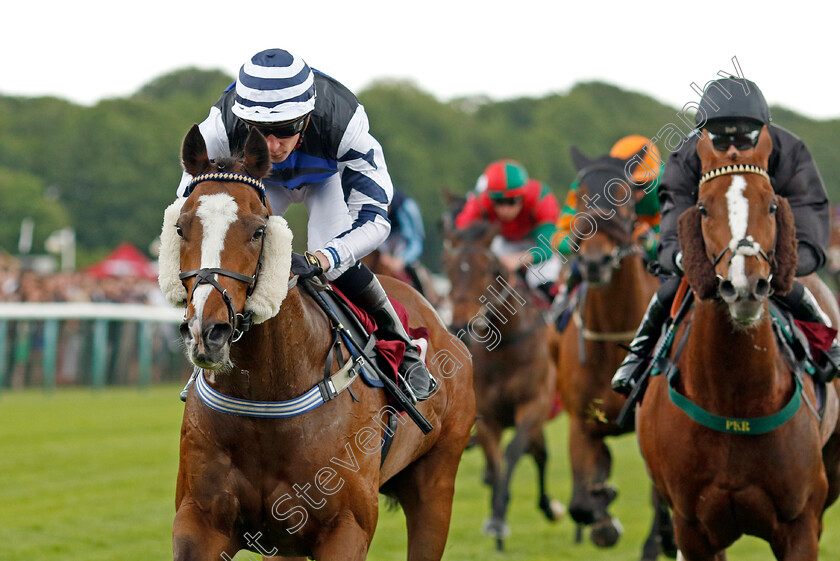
[183,172,267,203]
[698,164,770,188]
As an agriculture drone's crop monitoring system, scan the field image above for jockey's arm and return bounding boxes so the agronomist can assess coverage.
[317,106,393,280]
[454,195,485,230]
[772,133,829,276]
[657,140,703,275]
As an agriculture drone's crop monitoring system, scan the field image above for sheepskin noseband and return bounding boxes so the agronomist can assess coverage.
[157,197,293,324]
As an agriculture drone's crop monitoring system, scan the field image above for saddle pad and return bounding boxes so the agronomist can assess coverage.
[323,285,430,386]
[795,319,838,362]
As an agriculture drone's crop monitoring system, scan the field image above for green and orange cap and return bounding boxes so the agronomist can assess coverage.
[483,159,530,199]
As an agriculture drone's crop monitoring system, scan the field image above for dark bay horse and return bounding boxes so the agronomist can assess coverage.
[638,126,840,561]
[443,220,565,550]
[163,125,475,561]
[555,147,673,558]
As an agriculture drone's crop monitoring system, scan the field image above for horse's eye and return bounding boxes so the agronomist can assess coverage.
[251,226,266,242]
[769,202,778,215]
[175,225,184,237]
[698,202,708,217]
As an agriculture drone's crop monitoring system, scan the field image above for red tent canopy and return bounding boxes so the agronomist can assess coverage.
[86,243,158,281]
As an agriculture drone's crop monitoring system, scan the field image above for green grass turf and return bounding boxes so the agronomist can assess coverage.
[1,384,838,560]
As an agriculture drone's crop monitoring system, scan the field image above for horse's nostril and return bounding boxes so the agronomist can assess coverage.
[719,279,737,302]
[205,322,233,346]
[754,277,771,299]
[179,322,191,342]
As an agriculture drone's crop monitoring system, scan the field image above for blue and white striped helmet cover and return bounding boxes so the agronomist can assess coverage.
[232,48,316,123]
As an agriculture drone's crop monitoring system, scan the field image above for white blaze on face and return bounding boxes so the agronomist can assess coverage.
[192,193,239,325]
[725,175,749,290]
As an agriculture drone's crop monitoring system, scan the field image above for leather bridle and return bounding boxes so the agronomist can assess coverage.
[178,172,268,343]
[699,164,776,286]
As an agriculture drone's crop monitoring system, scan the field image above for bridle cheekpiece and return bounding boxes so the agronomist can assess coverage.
[698,163,776,284]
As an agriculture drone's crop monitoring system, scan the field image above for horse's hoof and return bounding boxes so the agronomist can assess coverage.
[538,495,567,522]
[482,517,511,541]
[590,516,623,548]
[661,539,679,559]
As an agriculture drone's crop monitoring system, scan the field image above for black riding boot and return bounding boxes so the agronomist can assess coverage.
[354,276,437,401]
[611,293,669,396]
[789,285,840,382]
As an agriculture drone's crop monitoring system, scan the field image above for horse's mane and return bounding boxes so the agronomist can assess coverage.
[453,220,496,245]
[588,211,634,247]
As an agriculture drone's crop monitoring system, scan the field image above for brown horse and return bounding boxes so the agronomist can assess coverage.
[443,220,564,550]
[361,249,444,310]
[638,126,840,561]
[554,148,673,558]
[163,125,475,561]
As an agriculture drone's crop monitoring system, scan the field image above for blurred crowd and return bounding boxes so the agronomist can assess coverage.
[0,257,164,305]
[0,255,188,389]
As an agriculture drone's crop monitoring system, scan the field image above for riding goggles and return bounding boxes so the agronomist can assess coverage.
[244,114,309,138]
[491,196,523,207]
[708,129,761,151]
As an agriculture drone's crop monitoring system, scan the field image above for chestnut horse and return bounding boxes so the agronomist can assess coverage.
[443,221,565,550]
[555,147,674,558]
[638,126,840,561]
[162,125,475,561]
[361,249,444,310]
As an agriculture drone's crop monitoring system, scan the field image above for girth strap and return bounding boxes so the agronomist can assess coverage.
[193,352,364,418]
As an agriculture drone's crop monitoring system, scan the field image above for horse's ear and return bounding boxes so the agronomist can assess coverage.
[696,129,718,174]
[576,183,590,201]
[570,146,591,172]
[242,128,271,179]
[753,125,772,170]
[678,206,717,300]
[182,124,212,176]
[771,196,797,295]
[480,221,500,247]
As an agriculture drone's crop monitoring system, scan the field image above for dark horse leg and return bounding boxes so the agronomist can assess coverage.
[484,419,539,551]
[567,415,622,548]
[640,486,677,561]
[476,419,502,487]
[528,429,566,522]
[476,419,507,549]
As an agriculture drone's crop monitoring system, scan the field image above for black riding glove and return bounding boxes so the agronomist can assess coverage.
[291,252,323,279]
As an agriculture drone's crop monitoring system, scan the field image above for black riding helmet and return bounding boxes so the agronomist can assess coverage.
[696,77,771,126]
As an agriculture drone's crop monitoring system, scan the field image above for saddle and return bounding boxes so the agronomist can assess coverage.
[313,280,430,389]
[300,277,435,438]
